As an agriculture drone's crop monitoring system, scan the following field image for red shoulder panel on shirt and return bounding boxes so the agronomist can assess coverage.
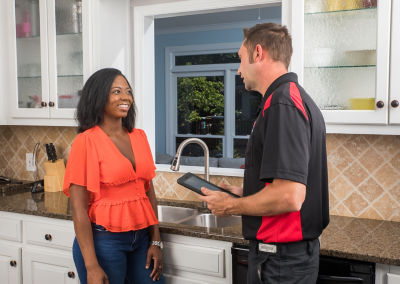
[289,82,308,120]
[262,93,274,117]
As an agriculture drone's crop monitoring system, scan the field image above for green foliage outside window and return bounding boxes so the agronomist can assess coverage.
[177,76,224,135]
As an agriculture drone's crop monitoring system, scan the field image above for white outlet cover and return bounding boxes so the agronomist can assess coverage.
[26,153,36,171]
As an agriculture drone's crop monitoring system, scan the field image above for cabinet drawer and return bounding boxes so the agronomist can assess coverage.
[0,216,22,242]
[163,241,225,278]
[24,220,75,250]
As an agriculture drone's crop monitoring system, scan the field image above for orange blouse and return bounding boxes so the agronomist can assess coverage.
[63,126,158,232]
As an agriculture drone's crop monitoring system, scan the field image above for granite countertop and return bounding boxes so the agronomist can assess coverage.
[0,188,399,266]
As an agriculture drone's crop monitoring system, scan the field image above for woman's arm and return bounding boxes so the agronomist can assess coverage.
[70,184,108,284]
[145,181,163,281]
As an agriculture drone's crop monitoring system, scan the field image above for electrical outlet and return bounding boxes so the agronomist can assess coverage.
[26,153,36,171]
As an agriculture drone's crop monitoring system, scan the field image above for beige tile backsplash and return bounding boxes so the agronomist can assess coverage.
[0,126,399,222]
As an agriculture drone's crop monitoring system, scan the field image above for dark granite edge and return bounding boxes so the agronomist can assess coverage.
[1,207,73,221]
[320,248,400,266]
[1,196,399,266]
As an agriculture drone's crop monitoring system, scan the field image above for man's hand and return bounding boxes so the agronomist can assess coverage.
[218,182,243,197]
[199,187,237,216]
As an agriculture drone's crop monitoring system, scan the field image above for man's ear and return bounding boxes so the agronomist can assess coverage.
[254,44,264,62]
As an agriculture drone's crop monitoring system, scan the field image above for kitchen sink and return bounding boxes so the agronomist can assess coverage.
[179,213,241,228]
[157,205,198,223]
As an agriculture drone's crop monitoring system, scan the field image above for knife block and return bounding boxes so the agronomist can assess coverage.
[43,159,65,192]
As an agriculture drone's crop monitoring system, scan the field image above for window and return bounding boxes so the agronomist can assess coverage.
[161,44,261,167]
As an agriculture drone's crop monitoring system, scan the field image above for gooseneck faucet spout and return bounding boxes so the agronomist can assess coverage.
[170,138,210,181]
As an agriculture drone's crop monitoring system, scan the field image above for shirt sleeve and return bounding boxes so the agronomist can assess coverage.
[259,103,311,185]
[137,129,156,191]
[62,133,100,196]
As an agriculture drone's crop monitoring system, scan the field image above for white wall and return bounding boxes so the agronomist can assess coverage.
[0,0,8,124]
[92,0,131,80]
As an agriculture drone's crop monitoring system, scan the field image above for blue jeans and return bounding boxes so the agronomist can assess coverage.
[72,224,165,284]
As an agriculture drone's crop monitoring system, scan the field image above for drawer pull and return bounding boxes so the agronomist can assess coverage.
[41,101,47,107]
[10,260,17,267]
[68,271,75,278]
[44,234,52,241]
[391,100,399,108]
[376,100,384,108]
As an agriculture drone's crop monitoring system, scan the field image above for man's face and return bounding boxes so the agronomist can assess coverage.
[237,42,257,91]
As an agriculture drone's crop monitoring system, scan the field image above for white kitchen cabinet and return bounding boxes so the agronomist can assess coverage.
[23,247,78,284]
[288,0,400,134]
[161,233,232,284]
[375,263,400,284]
[0,211,79,284]
[389,0,400,124]
[0,242,22,284]
[1,0,131,126]
[5,0,88,122]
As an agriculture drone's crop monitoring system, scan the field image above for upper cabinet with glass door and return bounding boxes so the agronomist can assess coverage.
[9,0,84,122]
[301,0,391,125]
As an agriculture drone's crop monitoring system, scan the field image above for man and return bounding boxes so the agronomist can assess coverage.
[199,23,329,284]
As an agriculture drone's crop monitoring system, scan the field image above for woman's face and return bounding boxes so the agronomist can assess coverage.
[104,75,133,119]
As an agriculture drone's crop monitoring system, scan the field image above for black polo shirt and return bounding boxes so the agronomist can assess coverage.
[242,72,329,243]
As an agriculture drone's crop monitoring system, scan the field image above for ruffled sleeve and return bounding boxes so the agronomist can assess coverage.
[136,129,156,191]
[63,132,100,196]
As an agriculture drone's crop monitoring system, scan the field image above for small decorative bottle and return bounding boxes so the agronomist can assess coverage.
[22,12,31,37]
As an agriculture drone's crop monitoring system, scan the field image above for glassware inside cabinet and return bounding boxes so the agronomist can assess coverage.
[303,0,378,111]
[55,0,83,109]
[15,0,42,108]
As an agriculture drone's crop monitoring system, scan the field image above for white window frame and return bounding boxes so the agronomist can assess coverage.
[133,0,291,176]
[165,43,248,159]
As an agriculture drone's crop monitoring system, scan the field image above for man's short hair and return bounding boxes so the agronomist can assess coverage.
[243,23,293,69]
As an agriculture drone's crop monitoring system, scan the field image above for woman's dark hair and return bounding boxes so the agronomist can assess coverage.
[76,68,136,133]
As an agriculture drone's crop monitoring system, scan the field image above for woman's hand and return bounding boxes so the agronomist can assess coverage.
[87,264,109,284]
[146,245,163,281]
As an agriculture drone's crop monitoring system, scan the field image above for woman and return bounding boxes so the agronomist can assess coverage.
[63,68,164,284]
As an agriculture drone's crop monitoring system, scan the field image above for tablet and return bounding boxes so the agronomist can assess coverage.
[177,172,240,198]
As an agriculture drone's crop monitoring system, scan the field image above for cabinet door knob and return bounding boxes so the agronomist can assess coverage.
[376,101,384,108]
[391,100,399,108]
[10,260,17,267]
[68,271,75,278]
[41,101,47,107]
[44,234,52,241]
[49,101,55,107]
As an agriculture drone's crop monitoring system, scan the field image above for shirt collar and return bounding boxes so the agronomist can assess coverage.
[259,72,299,109]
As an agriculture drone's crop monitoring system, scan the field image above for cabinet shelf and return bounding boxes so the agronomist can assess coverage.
[305,6,376,16]
[57,74,83,78]
[17,76,41,79]
[305,65,376,69]
[56,32,82,37]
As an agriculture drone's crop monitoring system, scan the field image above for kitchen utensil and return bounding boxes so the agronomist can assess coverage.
[45,143,57,162]
[31,179,44,193]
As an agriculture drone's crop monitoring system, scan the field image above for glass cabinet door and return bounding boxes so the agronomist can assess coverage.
[13,0,49,117]
[303,0,391,124]
[48,0,83,118]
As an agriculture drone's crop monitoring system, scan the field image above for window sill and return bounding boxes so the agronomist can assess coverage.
[155,164,244,177]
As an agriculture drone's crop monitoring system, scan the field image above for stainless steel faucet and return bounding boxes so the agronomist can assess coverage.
[170,138,210,181]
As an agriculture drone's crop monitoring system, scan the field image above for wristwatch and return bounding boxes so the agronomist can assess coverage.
[151,240,163,249]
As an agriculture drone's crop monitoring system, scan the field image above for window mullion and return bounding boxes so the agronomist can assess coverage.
[225,69,234,158]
